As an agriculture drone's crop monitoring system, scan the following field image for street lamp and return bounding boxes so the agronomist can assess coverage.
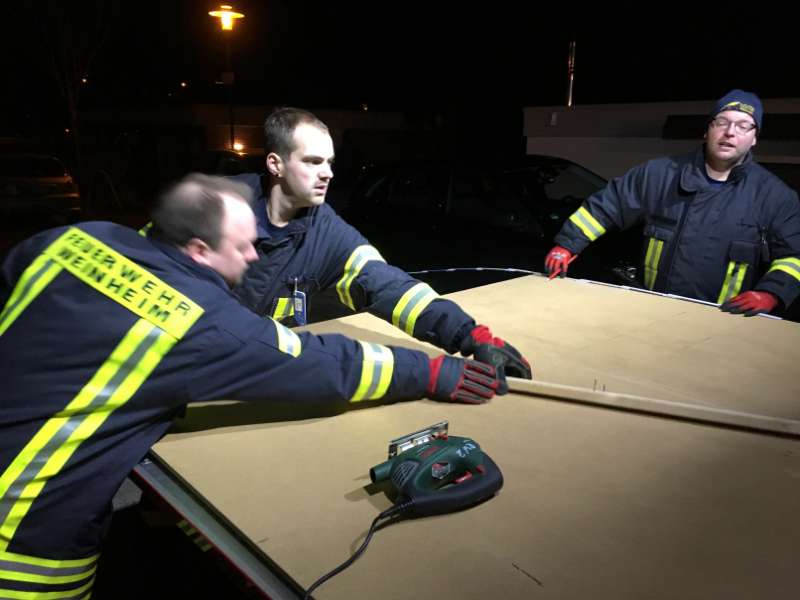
[208,5,245,150]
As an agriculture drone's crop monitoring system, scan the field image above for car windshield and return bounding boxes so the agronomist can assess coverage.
[0,157,67,178]
[498,162,606,204]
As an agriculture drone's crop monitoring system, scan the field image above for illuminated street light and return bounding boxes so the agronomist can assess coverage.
[208,5,245,150]
[208,5,244,31]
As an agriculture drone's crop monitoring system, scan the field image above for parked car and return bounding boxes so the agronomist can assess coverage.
[344,156,606,243]
[0,153,81,220]
[339,156,634,289]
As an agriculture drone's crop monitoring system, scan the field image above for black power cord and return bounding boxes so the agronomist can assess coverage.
[302,500,413,600]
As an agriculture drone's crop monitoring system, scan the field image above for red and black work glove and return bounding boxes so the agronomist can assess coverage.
[460,325,532,393]
[720,290,779,317]
[544,245,575,278]
[427,355,503,404]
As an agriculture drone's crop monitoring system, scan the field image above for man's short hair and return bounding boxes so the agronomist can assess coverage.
[263,107,329,160]
[150,173,253,250]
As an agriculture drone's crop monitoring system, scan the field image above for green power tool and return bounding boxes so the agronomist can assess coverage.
[369,420,503,516]
[303,421,503,598]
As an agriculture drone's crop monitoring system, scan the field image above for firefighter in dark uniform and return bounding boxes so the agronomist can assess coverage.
[0,174,503,598]
[544,89,800,316]
[228,107,532,385]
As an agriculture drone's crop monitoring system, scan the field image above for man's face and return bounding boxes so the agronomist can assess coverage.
[705,109,758,167]
[272,123,335,208]
[205,194,259,286]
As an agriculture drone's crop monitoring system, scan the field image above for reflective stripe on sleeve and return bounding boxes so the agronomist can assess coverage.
[270,318,301,357]
[717,261,749,304]
[336,245,385,310]
[568,207,607,242]
[643,238,665,290]
[767,256,800,282]
[350,342,394,403]
[391,283,438,336]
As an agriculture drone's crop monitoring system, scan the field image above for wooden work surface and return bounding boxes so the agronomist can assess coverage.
[153,276,800,599]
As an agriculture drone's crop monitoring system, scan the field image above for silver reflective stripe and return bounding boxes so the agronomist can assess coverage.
[768,257,800,282]
[272,319,301,357]
[397,285,435,333]
[569,207,606,241]
[0,327,162,528]
[0,558,96,578]
[361,344,388,399]
[350,342,394,403]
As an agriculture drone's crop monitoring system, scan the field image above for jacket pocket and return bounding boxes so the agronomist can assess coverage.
[728,240,759,267]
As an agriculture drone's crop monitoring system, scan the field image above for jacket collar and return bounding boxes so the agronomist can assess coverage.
[680,145,754,192]
[150,236,231,291]
[253,175,317,242]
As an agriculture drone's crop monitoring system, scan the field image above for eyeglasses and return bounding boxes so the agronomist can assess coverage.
[710,117,757,135]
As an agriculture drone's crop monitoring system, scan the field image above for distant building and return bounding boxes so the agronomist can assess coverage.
[523,98,800,179]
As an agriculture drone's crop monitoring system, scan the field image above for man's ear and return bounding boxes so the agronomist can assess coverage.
[266,152,283,178]
[183,237,212,266]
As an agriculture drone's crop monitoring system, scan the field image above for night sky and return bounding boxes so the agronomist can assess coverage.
[1,1,797,135]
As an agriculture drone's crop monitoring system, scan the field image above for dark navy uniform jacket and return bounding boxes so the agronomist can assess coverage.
[229,174,476,354]
[0,222,429,596]
[555,148,800,307]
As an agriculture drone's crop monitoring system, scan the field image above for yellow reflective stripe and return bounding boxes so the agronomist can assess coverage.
[336,245,385,310]
[0,577,94,599]
[0,256,62,337]
[767,256,800,282]
[730,263,748,298]
[271,318,301,357]
[643,238,664,290]
[0,319,177,551]
[138,222,153,237]
[271,297,294,320]
[0,549,98,589]
[391,283,439,336]
[350,342,394,403]
[0,565,96,585]
[717,262,749,303]
[177,520,195,535]
[44,228,203,339]
[568,207,606,242]
[177,520,212,552]
[0,551,98,570]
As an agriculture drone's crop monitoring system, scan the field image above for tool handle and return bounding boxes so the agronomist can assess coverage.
[547,254,578,280]
[405,454,503,516]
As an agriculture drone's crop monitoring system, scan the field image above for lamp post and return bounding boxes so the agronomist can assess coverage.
[208,5,245,150]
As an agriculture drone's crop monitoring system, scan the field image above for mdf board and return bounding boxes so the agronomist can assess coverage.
[152,276,800,599]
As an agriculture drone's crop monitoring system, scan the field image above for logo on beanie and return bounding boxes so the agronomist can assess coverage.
[722,101,755,116]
